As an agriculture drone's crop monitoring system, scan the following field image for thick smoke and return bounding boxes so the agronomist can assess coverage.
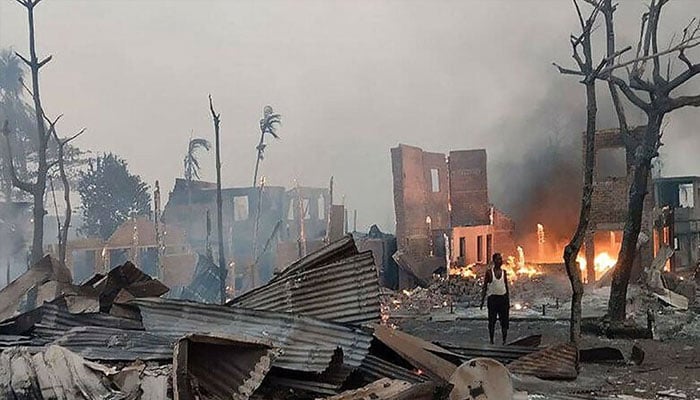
[489,80,644,260]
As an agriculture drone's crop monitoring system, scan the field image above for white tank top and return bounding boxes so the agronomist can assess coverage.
[487,267,507,297]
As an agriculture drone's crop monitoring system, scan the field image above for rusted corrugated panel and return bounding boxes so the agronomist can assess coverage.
[173,333,277,400]
[230,252,380,325]
[131,298,372,373]
[51,326,173,361]
[372,324,457,384]
[436,342,536,364]
[0,255,72,322]
[270,234,358,282]
[321,378,435,400]
[507,343,578,380]
[359,354,429,384]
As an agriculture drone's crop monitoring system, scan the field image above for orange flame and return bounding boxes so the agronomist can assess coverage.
[449,264,477,279]
[576,252,617,282]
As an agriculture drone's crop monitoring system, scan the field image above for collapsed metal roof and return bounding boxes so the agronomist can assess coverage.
[131,297,373,373]
[51,326,173,361]
[230,251,381,325]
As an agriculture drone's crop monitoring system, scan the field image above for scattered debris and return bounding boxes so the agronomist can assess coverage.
[448,358,513,400]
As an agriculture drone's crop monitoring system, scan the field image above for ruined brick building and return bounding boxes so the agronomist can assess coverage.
[585,127,654,283]
[391,144,515,288]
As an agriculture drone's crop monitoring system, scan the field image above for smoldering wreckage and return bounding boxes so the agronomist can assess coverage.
[0,233,697,400]
[0,142,698,400]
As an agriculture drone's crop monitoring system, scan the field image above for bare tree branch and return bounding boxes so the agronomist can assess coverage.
[601,0,630,135]
[667,94,700,110]
[606,74,651,110]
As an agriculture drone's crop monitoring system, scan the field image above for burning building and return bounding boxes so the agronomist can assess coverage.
[391,144,515,288]
[654,176,700,271]
[581,127,655,283]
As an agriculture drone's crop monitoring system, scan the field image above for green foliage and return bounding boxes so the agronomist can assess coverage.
[77,153,151,240]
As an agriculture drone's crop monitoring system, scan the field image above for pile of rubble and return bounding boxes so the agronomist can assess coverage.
[383,275,482,315]
[0,236,588,399]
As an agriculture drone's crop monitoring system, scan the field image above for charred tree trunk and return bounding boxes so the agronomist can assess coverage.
[555,0,603,349]
[25,0,49,265]
[562,79,596,347]
[6,0,55,265]
[597,0,700,321]
[55,138,71,265]
[209,95,226,304]
[608,116,661,320]
[252,131,264,188]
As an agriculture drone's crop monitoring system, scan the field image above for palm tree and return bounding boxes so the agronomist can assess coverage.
[252,105,281,187]
[183,137,211,182]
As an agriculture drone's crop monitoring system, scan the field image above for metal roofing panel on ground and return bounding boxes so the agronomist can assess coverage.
[507,342,578,380]
[51,326,173,361]
[173,333,277,400]
[358,354,429,384]
[436,342,537,364]
[131,297,372,373]
[230,252,381,325]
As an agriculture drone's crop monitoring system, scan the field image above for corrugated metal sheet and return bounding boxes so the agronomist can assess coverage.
[270,234,358,281]
[51,326,173,361]
[507,343,578,380]
[131,298,372,373]
[32,302,143,342]
[323,378,435,400]
[436,342,536,364]
[230,252,381,325]
[359,354,429,384]
[0,335,32,348]
[372,325,457,383]
[173,334,277,400]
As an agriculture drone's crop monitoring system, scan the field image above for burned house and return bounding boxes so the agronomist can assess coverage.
[654,176,700,270]
[354,225,399,290]
[162,179,332,292]
[391,144,515,288]
[65,216,195,287]
[584,127,654,283]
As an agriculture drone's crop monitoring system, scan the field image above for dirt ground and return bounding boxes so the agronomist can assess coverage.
[395,315,700,399]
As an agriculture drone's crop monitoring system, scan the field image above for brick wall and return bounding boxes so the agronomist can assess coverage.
[585,127,654,280]
[449,150,490,226]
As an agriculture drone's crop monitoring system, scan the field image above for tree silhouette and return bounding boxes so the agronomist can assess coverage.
[183,137,211,181]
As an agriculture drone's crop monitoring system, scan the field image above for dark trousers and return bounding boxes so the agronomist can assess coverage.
[487,294,509,339]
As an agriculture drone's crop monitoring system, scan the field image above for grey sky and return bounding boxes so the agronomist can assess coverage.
[1,0,699,233]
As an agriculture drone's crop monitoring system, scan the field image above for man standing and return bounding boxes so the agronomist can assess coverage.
[480,253,510,345]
